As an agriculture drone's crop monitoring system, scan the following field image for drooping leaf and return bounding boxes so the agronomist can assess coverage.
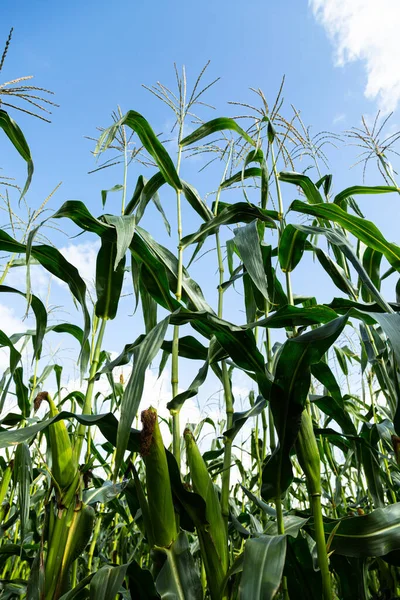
[90,564,128,600]
[181,203,278,248]
[95,232,126,320]
[0,109,33,199]
[239,535,287,600]
[290,200,400,272]
[279,171,324,204]
[221,167,262,189]
[14,443,32,541]
[155,532,203,600]
[0,285,47,361]
[234,221,269,300]
[115,317,169,476]
[334,185,398,208]
[318,502,400,557]
[101,184,124,208]
[0,229,91,356]
[262,316,347,500]
[279,224,308,272]
[224,395,267,442]
[96,110,182,190]
[180,117,255,148]
[284,533,323,600]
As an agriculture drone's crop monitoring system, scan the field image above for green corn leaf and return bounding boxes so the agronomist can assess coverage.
[361,247,383,302]
[130,236,181,312]
[0,412,141,453]
[369,312,400,369]
[316,173,332,197]
[181,203,278,248]
[140,278,158,333]
[0,330,21,413]
[244,148,269,208]
[311,395,357,437]
[155,532,203,600]
[0,230,91,351]
[234,221,270,300]
[114,317,169,477]
[52,200,110,236]
[329,555,368,600]
[95,232,126,320]
[239,535,287,600]
[326,297,399,317]
[224,395,267,442]
[102,213,136,269]
[90,564,128,600]
[14,443,32,542]
[124,174,146,215]
[334,185,398,208]
[262,316,347,501]
[127,561,160,600]
[59,576,95,600]
[279,171,324,204]
[290,200,400,272]
[135,226,213,312]
[311,245,358,298]
[0,285,47,361]
[253,304,338,329]
[221,167,262,189]
[318,502,400,557]
[279,224,308,272]
[13,367,29,418]
[180,117,255,148]
[0,109,33,199]
[96,110,182,190]
[360,423,385,508]
[170,309,266,376]
[334,345,349,376]
[101,184,124,208]
[284,534,323,600]
[288,224,393,312]
[167,359,209,412]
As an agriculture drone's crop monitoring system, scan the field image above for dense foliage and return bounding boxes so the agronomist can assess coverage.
[2,45,400,599]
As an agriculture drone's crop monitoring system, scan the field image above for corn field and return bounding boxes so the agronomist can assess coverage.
[2,40,400,599]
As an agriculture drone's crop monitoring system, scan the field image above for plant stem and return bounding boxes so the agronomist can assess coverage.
[312,493,332,600]
[171,121,184,466]
[74,318,107,463]
[121,115,128,215]
[220,361,234,531]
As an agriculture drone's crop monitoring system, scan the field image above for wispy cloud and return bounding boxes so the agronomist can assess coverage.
[310,0,400,113]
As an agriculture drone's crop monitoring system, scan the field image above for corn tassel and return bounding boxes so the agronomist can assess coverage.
[184,428,228,600]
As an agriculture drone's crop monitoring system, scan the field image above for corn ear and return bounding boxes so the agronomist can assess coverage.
[0,461,13,506]
[35,392,77,491]
[45,501,75,599]
[140,407,177,549]
[296,409,321,495]
[184,428,228,600]
[45,500,95,599]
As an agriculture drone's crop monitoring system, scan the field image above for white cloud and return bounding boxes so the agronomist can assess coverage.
[310,0,400,113]
[333,113,346,125]
[59,241,99,290]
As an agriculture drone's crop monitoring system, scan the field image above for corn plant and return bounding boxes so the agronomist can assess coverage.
[2,60,400,600]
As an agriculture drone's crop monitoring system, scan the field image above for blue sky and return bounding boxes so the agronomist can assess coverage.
[1,0,400,421]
